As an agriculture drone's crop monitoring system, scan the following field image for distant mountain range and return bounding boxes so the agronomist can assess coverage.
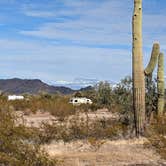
[0,78,115,95]
[0,78,75,95]
[0,77,164,95]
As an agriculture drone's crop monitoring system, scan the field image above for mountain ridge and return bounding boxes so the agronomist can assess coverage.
[0,78,75,95]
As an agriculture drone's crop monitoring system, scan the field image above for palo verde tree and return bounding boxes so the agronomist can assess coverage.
[132,0,165,137]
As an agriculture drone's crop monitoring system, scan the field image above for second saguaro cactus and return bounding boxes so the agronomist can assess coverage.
[157,53,165,116]
[144,43,160,75]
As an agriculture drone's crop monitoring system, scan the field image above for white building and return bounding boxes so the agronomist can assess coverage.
[8,95,24,101]
[69,97,92,105]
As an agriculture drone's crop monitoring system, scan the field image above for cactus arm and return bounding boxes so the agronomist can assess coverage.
[144,43,160,75]
[132,0,146,136]
[157,53,165,116]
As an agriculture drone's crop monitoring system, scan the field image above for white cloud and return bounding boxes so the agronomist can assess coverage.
[20,0,166,50]
[20,1,132,45]
[0,38,131,82]
[1,0,166,82]
[23,10,56,18]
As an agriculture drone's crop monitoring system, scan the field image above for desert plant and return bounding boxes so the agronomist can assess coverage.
[0,105,57,166]
[145,117,166,160]
[157,53,165,116]
[145,76,158,122]
[95,81,112,109]
[113,77,134,130]
[39,114,127,144]
[132,0,146,136]
[132,0,165,136]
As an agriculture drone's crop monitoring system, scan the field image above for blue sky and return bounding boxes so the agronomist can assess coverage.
[0,0,166,84]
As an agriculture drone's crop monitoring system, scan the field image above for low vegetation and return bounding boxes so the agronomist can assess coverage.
[0,76,165,164]
[0,105,57,166]
[145,117,166,160]
[39,116,128,144]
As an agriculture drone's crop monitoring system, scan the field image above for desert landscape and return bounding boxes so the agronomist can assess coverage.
[22,110,166,166]
[0,0,166,166]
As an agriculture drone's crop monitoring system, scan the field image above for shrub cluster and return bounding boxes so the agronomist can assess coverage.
[0,105,57,166]
[38,114,128,144]
[145,117,166,160]
[7,94,76,120]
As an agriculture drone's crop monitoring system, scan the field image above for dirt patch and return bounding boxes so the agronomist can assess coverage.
[16,111,166,165]
[17,109,118,128]
[43,138,166,166]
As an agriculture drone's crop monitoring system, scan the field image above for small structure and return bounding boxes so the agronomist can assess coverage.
[69,97,92,105]
[8,95,24,101]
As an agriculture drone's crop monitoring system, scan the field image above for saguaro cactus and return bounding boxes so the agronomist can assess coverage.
[132,0,146,136]
[132,0,165,136]
[145,44,165,116]
[157,53,165,116]
[144,43,160,76]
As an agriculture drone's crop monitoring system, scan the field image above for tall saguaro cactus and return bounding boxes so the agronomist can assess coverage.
[132,0,165,136]
[132,0,146,136]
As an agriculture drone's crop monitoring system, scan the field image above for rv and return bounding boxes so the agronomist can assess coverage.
[69,97,92,105]
[8,95,24,101]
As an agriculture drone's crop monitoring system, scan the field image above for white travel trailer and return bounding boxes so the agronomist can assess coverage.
[69,97,92,105]
[8,95,24,101]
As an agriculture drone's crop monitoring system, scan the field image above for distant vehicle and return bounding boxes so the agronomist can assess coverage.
[69,97,92,105]
[8,95,24,101]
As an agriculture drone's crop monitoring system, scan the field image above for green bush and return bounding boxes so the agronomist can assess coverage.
[0,105,57,165]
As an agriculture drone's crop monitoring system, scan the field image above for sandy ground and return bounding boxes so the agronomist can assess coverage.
[16,110,166,165]
[42,138,166,166]
[17,109,118,128]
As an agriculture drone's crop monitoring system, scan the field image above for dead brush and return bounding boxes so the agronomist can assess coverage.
[145,116,166,160]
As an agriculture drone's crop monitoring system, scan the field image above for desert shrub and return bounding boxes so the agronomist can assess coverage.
[145,116,166,160]
[74,91,83,97]
[76,103,100,113]
[87,137,105,151]
[9,99,31,111]
[145,76,158,121]
[7,94,76,120]
[95,81,113,109]
[39,114,127,143]
[81,89,97,103]
[47,97,76,121]
[112,76,134,127]
[0,104,57,165]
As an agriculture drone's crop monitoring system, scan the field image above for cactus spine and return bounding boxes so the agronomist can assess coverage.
[157,53,165,116]
[132,0,146,136]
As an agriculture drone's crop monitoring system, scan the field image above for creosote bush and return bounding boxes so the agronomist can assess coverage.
[0,104,57,166]
[145,116,166,160]
[7,94,76,120]
[38,114,128,144]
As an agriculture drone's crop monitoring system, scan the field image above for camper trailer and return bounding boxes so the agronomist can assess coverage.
[8,95,24,101]
[69,97,92,105]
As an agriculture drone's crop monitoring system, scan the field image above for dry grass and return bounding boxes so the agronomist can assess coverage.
[42,138,164,166]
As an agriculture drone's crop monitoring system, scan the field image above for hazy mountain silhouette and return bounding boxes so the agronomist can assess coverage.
[0,78,75,95]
